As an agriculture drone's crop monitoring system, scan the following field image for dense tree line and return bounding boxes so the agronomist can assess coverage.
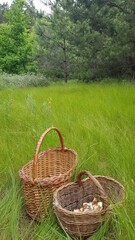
[0,0,135,82]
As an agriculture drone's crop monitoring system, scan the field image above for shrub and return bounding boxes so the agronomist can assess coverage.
[0,72,50,89]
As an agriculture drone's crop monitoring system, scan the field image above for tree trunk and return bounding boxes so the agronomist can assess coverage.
[63,38,68,83]
[131,55,135,79]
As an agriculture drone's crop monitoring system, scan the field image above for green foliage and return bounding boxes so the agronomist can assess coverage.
[40,0,135,81]
[35,7,76,82]
[1,0,135,81]
[0,0,38,74]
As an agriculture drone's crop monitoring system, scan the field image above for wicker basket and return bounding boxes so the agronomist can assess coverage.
[54,170,125,238]
[19,127,78,221]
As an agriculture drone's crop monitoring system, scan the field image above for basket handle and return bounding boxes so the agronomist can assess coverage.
[33,127,64,180]
[75,170,108,207]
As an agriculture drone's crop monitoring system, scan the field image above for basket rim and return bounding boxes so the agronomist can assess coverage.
[53,174,125,216]
[19,147,78,184]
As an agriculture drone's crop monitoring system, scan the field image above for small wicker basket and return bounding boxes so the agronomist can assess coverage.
[54,170,125,238]
[19,127,78,221]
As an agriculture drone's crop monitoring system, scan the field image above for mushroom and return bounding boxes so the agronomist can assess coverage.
[98,202,103,209]
[73,209,80,213]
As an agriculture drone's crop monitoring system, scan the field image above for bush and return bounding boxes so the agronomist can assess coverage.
[0,72,50,89]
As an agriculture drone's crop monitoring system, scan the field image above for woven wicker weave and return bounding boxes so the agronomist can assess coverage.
[54,170,125,238]
[19,127,78,221]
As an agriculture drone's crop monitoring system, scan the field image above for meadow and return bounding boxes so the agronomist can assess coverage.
[0,82,135,239]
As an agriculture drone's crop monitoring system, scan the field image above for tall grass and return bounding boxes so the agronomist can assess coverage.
[0,83,135,239]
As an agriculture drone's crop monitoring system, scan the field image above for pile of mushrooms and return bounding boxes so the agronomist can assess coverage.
[73,197,103,213]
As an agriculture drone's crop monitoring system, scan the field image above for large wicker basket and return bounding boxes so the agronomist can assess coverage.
[19,127,78,221]
[54,170,125,238]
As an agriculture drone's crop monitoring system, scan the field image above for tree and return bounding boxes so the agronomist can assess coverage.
[53,0,135,80]
[0,0,38,73]
[35,5,73,82]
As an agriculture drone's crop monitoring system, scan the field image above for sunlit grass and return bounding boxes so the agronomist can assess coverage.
[0,82,135,239]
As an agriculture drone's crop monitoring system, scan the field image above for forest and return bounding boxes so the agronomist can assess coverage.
[0,0,135,84]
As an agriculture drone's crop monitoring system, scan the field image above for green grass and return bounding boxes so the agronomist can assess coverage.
[0,82,135,239]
